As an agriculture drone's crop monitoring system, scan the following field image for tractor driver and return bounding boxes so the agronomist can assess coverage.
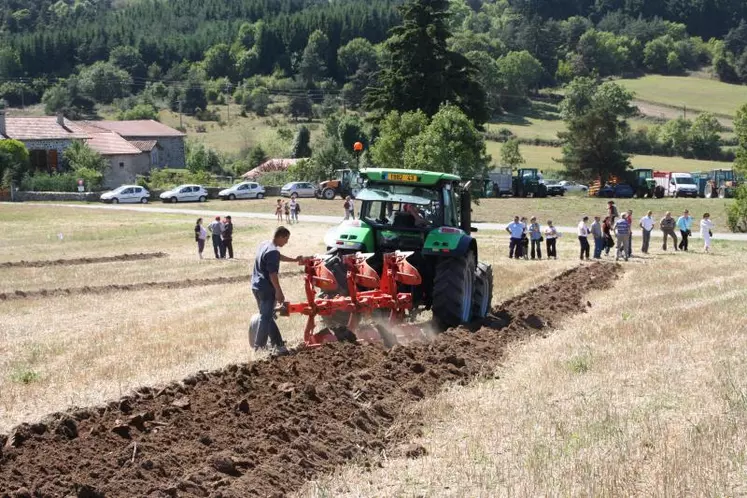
[403,203,429,227]
[251,226,304,356]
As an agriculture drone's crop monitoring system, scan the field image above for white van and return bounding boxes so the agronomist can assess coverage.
[654,172,698,197]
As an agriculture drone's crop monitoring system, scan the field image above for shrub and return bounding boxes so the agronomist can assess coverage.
[727,185,747,232]
[20,172,79,192]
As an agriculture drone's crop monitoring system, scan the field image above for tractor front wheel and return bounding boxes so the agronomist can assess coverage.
[322,188,336,200]
[432,251,476,329]
[471,262,493,320]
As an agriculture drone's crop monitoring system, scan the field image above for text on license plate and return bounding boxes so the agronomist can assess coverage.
[387,173,418,182]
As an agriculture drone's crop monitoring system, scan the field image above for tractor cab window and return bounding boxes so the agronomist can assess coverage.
[443,184,459,227]
[357,185,440,228]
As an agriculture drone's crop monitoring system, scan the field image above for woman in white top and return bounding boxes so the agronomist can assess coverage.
[194,218,207,259]
[700,212,714,253]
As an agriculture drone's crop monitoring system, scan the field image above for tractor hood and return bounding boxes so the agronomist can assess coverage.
[324,219,374,251]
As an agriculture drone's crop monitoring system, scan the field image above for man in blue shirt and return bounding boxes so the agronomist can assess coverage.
[505,216,525,259]
[251,226,303,355]
[676,209,693,251]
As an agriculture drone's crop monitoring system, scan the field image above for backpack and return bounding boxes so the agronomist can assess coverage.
[343,200,350,210]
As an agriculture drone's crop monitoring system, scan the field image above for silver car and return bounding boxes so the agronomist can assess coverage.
[281,181,316,198]
[219,182,265,200]
[159,184,209,203]
[100,185,150,204]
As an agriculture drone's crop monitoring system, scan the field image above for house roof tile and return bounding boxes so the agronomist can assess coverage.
[85,131,143,155]
[85,120,185,137]
[130,140,159,152]
[4,117,90,140]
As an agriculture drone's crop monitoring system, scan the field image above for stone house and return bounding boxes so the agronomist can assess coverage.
[0,109,186,188]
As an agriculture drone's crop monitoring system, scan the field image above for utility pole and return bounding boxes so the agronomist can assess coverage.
[225,82,232,125]
[683,104,687,120]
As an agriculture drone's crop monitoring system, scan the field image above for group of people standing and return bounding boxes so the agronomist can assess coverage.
[505,216,561,260]
[580,201,715,262]
[194,216,234,259]
[275,198,301,224]
[506,200,716,262]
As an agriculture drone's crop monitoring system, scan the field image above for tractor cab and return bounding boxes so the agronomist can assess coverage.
[513,168,548,197]
[630,168,656,197]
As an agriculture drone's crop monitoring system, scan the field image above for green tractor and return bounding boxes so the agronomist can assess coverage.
[323,168,494,329]
[628,168,658,198]
[513,168,547,197]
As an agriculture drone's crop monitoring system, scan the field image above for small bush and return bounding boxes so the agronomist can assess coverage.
[727,185,747,232]
[20,172,79,192]
[11,367,40,384]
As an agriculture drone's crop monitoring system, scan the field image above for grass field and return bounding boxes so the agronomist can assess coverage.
[2,204,746,496]
[304,244,747,496]
[617,75,747,117]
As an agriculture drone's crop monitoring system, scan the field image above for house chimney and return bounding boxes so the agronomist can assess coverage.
[56,112,65,127]
[0,101,6,137]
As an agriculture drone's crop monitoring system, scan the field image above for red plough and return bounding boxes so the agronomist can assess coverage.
[280,251,426,347]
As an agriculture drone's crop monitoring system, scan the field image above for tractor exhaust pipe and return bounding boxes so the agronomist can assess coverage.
[460,185,473,233]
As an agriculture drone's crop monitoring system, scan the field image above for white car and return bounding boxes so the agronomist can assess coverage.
[219,182,265,200]
[558,180,589,193]
[281,181,316,198]
[100,185,150,204]
[159,184,209,203]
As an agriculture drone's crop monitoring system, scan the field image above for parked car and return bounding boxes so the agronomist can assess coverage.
[219,182,265,200]
[558,180,589,193]
[597,183,634,198]
[159,184,208,203]
[281,181,316,198]
[543,179,565,197]
[100,185,150,204]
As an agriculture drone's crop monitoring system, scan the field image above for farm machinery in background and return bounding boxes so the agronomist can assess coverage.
[487,167,548,197]
[693,168,743,199]
[653,171,698,198]
[282,167,494,348]
[316,168,363,200]
[588,168,657,198]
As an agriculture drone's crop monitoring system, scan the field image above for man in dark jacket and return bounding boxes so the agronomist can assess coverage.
[221,216,234,259]
[251,226,303,355]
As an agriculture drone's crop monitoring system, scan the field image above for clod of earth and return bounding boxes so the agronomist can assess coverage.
[0,263,620,497]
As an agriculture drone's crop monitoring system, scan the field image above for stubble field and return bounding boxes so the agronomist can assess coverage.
[0,203,745,496]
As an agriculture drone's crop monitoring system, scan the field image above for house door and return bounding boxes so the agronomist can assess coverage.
[47,150,58,172]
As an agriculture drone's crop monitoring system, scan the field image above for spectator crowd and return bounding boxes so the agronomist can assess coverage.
[506,200,716,261]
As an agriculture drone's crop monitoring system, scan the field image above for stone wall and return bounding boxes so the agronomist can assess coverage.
[14,191,101,202]
[104,153,152,188]
[125,136,185,168]
[22,139,72,168]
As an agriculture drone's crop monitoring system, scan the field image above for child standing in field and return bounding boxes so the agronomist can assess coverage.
[520,216,529,260]
[194,218,207,260]
[275,199,283,223]
[284,200,291,224]
[700,212,714,253]
[290,198,300,223]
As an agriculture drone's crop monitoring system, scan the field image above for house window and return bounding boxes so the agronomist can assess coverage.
[119,162,125,168]
[30,150,48,172]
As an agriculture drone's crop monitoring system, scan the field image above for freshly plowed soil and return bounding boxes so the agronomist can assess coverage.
[0,276,252,301]
[0,263,619,498]
[0,252,168,269]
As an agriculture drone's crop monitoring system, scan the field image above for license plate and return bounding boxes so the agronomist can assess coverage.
[387,173,418,182]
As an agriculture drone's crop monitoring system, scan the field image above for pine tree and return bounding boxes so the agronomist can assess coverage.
[366,0,488,124]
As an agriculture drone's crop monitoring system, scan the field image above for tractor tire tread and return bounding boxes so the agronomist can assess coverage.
[432,252,475,330]
[471,262,494,320]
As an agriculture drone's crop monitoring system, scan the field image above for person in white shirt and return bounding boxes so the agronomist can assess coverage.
[194,218,207,260]
[577,216,590,260]
[639,210,655,254]
[700,212,714,253]
[505,216,525,259]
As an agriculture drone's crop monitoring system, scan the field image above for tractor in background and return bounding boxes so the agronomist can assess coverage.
[704,168,742,198]
[317,168,362,200]
[512,168,547,197]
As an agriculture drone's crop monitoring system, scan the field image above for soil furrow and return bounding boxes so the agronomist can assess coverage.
[0,253,168,269]
[0,275,252,301]
[0,263,620,498]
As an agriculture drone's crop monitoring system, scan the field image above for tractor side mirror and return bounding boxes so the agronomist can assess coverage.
[470,226,478,233]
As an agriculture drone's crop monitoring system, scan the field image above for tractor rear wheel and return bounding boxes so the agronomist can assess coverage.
[432,251,476,329]
[471,262,493,320]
